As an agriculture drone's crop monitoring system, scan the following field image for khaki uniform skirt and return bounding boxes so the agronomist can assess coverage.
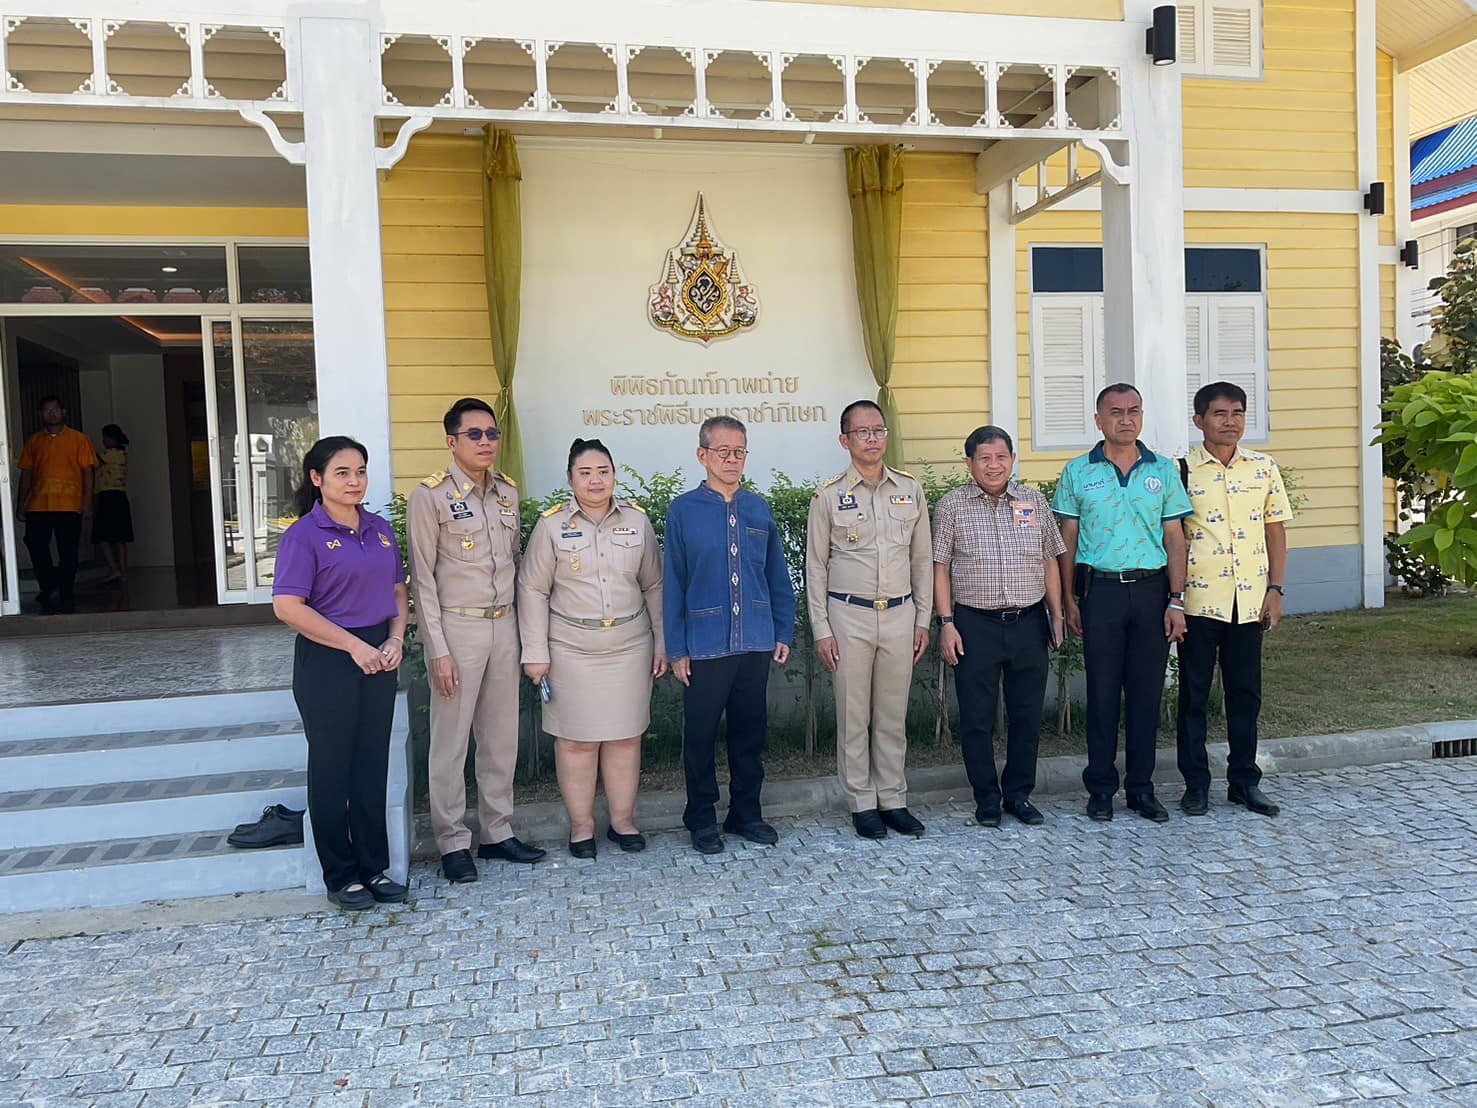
[542,608,654,742]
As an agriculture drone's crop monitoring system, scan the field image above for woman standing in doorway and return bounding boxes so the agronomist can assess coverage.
[517,438,666,858]
[92,424,133,585]
[272,436,410,909]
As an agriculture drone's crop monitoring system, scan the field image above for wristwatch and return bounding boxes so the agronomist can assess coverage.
[938,615,954,626]
[1168,591,1185,601]
[1267,584,1285,595]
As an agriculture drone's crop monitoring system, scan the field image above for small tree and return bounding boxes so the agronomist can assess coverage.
[1423,237,1477,376]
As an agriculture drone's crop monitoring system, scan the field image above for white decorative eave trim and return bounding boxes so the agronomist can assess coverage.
[375,111,432,170]
[239,106,304,164]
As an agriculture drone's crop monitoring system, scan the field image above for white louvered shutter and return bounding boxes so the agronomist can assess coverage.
[1185,296,1208,426]
[1177,3,1200,69]
[1206,294,1267,440]
[1032,296,1098,450]
[1207,0,1261,78]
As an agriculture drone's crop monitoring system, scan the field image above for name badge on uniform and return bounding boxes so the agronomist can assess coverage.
[837,494,858,510]
[613,527,638,536]
[889,494,915,505]
[449,500,473,520]
[499,508,516,517]
[378,533,392,547]
[561,530,584,539]
[1010,501,1038,528]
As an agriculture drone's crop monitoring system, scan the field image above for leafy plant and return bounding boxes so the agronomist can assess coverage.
[1384,533,1449,597]
[1423,236,1477,377]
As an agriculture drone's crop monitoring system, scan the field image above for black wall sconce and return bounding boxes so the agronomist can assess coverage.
[1145,5,1178,65]
[1401,239,1420,268]
[1363,182,1386,215]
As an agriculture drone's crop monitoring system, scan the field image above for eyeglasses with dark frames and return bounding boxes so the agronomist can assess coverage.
[844,427,889,441]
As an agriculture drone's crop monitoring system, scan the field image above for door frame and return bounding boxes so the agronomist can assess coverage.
[0,320,17,615]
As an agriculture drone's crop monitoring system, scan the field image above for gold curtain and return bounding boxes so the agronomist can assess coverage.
[481,127,525,488]
[844,144,906,467]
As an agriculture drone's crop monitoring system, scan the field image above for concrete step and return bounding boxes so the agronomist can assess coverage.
[0,720,306,791]
[0,829,307,913]
[0,688,300,741]
[0,769,307,850]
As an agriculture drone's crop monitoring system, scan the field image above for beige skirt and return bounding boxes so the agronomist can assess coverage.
[541,609,655,742]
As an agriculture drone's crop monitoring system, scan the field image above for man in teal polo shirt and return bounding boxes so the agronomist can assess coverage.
[1054,383,1191,823]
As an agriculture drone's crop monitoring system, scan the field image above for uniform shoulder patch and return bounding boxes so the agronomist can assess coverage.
[540,504,564,519]
[496,471,517,489]
[421,470,448,489]
[890,467,915,480]
[620,499,648,515]
[816,473,845,495]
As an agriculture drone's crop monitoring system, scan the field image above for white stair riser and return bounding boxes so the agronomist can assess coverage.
[0,847,311,913]
[0,786,308,850]
[3,735,307,792]
[0,689,301,741]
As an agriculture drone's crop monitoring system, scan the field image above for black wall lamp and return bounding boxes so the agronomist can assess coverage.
[1363,181,1387,215]
[1401,239,1420,268]
[1145,5,1178,65]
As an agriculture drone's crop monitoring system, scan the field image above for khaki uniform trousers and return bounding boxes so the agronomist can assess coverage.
[429,608,521,853]
[830,597,914,812]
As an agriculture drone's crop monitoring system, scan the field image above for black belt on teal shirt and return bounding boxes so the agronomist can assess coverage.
[828,592,912,611]
[1089,568,1165,583]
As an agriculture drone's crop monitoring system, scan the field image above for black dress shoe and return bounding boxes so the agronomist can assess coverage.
[366,874,408,903]
[327,883,375,910]
[852,810,888,839]
[879,808,925,837]
[723,818,778,845]
[690,825,725,855]
[441,849,478,883]
[1126,793,1170,823]
[605,827,646,852]
[568,838,597,859]
[228,804,304,848]
[1228,783,1280,817]
[974,806,1002,828]
[1086,794,1114,821]
[1180,786,1210,816]
[1004,798,1045,826]
[478,837,547,864]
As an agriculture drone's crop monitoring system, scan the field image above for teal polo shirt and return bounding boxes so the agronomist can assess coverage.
[1052,441,1192,572]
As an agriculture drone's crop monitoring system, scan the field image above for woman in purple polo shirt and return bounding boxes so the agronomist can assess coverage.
[272,436,410,910]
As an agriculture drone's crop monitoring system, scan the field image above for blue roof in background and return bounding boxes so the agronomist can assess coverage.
[1413,177,1477,212]
[1412,116,1477,187]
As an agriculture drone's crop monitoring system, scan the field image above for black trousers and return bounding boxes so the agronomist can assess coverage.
[292,624,397,891]
[682,651,770,831]
[954,602,1050,812]
[1176,609,1265,791]
[24,511,83,605]
[1081,572,1170,798]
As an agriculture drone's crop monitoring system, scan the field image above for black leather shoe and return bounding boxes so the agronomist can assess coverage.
[366,874,407,903]
[723,819,779,845]
[1228,783,1280,817]
[852,810,888,839]
[879,808,925,837]
[228,804,304,849]
[1126,793,1170,823]
[441,849,477,883]
[1180,786,1210,816]
[478,837,547,864]
[568,838,597,859]
[690,825,724,854]
[327,883,375,910]
[974,806,1002,828]
[1004,798,1045,826]
[605,827,646,852]
[1086,794,1114,821]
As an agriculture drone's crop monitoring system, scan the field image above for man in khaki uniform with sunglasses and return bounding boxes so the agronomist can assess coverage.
[408,397,545,884]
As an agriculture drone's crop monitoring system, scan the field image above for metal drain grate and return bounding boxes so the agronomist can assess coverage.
[1433,737,1477,759]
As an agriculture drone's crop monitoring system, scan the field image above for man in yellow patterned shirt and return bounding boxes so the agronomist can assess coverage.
[1177,381,1293,819]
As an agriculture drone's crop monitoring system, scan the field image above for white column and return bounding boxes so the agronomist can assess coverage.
[1101,7,1187,458]
[295,1,394,510]
[1355,0,1385,608]
[1392,64,1418,354]
[987,183,1019,453]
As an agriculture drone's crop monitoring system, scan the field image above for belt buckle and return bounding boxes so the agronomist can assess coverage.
[873,598,888,612]
[601,618,615,628]
[1117,571,1133,583]
[1002,609,1021,624]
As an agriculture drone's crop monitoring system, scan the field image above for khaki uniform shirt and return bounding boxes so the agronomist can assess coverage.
[406,462,521,660]
[805,464,934,639]
[517,500,665,665]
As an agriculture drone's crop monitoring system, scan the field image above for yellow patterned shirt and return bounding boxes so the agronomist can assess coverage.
[1182,445,1293,623]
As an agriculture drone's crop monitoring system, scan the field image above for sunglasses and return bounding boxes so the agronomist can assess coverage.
[452,428,501,442]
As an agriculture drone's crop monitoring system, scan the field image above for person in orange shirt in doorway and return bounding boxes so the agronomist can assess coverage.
[16,396,98,613]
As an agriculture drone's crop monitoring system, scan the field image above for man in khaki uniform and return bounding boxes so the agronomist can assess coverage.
[806,399,934,839]
[407,398,545,883]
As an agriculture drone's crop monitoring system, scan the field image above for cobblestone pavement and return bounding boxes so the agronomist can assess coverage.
[3,758,1476,1107]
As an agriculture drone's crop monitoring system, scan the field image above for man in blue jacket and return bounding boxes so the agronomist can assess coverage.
[665,415,797,855]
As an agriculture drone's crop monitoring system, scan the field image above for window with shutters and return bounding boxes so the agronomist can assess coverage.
[1177,0,1262,80]
[1029,246,1269,451]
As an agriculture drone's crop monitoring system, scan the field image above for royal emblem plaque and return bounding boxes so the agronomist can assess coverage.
[648,193,759,343]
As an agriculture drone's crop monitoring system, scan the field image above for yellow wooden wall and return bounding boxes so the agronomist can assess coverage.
[0,205,305,238]
[379,135,495,495]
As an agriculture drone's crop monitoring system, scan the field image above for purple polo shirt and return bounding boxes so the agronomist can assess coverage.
[273,503,405,628]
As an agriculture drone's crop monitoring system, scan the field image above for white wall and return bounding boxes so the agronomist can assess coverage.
[516,137,873,497]
[107,354,176,568]
[1410,205,1477,347]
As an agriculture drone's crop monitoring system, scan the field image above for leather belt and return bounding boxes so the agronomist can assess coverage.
[961,601,1041,624]
[1089,568,1165,583]
[443,604,512,620]
[828,592,912,612]
[553,610,641,629]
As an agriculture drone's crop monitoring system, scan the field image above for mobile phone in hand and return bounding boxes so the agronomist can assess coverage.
[539,676,553,702]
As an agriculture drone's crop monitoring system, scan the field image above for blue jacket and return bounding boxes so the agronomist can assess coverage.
[663,484,797,661]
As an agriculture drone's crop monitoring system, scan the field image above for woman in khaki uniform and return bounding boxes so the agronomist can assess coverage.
[518,439,667,858]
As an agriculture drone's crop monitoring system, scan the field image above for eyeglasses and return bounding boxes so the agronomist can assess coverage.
[453,428,501,442]
[702,447,748,461]
[844,427,889,442]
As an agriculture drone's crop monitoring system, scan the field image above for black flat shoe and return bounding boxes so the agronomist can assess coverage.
[1180,786,1209,816]
[1004,798,1045,826]
[1126,793,1170,823]
[879,808,925,837]
[568,838,597,859]
[366,873,407,903]
[1228,783,1280,817]
[852,809,887,839]
[327,883,374,910]
[722,819,778,845]
[690,825,724,855]
[605,827,646,852]
[478,837,547,864]
[1086,794,1114,822]
[440,849,478,883]
[228,804,304,849]
[974,807,1002,828]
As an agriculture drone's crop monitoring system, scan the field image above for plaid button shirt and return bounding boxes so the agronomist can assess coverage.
[932,482,1066,610]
